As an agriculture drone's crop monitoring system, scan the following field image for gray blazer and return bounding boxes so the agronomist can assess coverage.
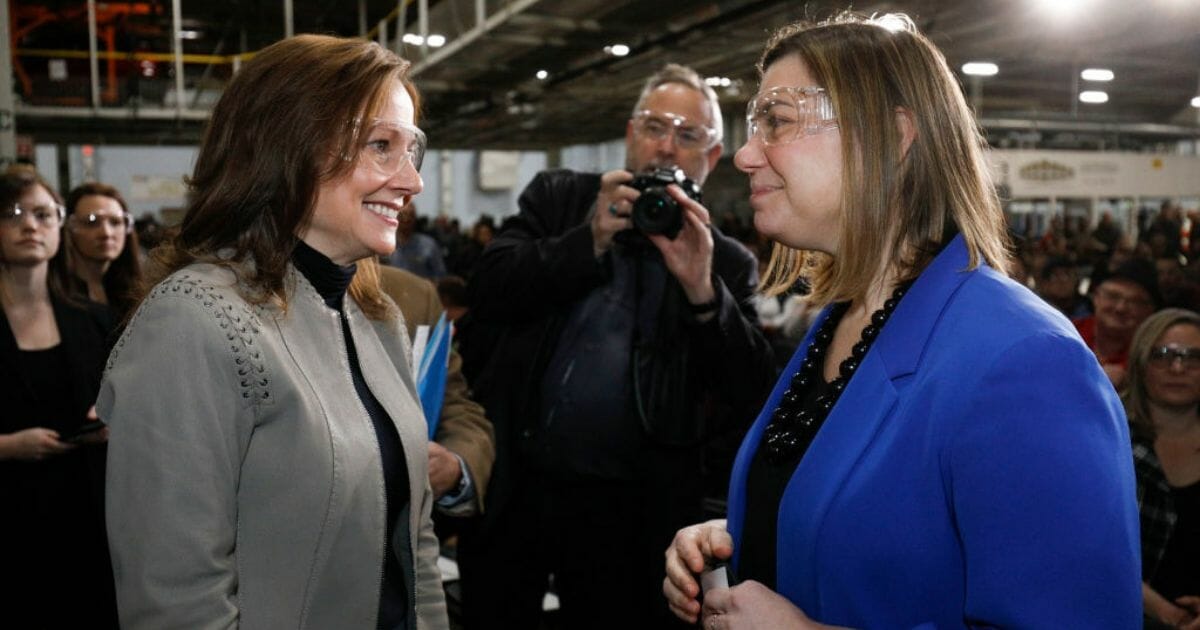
[99,263,449,629]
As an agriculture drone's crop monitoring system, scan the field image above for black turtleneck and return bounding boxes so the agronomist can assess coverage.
[292,241,410,630]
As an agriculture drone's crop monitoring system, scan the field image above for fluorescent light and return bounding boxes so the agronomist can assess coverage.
[874,14,911,33]
[1079,90,1109,104]
[426,34,446,47]
[179,29,201,40]
[402,33,424,45]
[1191,96,1200,108]
[962,62,998,77]
[605,44,630,57]
[1080,68,1114,81]
[536,70,548,80]
[1040,0,1090,17]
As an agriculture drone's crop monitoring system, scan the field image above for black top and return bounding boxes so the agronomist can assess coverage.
[739,376,832,589]
[1,297,117,627]
[1152,479,1200,601]
[291,241,411,630]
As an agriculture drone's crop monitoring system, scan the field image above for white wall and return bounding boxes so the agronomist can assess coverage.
[35,143,197,218]
[418,149,548,225]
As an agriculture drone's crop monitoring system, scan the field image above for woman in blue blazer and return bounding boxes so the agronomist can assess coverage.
[664,12,1141,629]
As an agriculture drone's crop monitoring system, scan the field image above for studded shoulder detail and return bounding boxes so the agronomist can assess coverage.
[106,271,273,406]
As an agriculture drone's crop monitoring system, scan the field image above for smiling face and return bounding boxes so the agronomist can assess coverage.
[70,194,127,263]
[1,183,62,268]
[302,81,423,265]
[733,55,843,254]
[1145,323,1200,411]
[1093,278,1156,338]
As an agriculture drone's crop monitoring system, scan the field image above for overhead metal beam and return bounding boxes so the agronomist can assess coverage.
[17,104,212,121]
[0,0,15,165]
[171,0,185,118]
[410,0,543,76]
[87,0,100,109]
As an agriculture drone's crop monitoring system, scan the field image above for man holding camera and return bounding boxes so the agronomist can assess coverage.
[459,64,773,629]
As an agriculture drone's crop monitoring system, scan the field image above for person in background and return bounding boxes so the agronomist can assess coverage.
[435,274,469,322]
[98,35,448,629]
[665,13,1139,628]
[386,202,447,279]
[1075,258,1162,388]
[461,62,773,630]
[1037,255,1091,319]
[61,182,143,321]
[377,262,494,518]
[0,165,117,628]
[1122,308,1200,630]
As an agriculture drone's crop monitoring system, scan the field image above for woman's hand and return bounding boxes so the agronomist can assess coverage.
[1175,596,1200,629]
[663,519,733,624]
[703,580,833,630]
[0,427,75,461]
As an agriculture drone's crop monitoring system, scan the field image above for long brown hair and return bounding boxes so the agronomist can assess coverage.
[63,182,143,318]
[756,13,1009,304]
[0,165,78,307]
[1122,308,1200,438]
[141,34,417,320]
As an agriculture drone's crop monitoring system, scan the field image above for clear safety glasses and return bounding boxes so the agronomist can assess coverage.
[630,110,720,151]
[359,119,427,175]
[745,86,838,146]
[71,212,134,233]
[0,203,66,228]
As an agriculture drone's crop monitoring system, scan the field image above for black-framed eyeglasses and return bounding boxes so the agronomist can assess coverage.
[0,203,66,228]
[1148,345,1200,370]
[71,212,134,233]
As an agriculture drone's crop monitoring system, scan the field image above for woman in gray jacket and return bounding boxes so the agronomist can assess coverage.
[99,34,448,630]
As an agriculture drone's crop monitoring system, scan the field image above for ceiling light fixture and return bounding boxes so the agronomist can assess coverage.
[962,62,999,77]
[605,44,630,57]
[402,33,446,47]
[1191,96,1200,108]
[1079,90,1109,104]
[1080,68,1114,81]
[536,70,549,80]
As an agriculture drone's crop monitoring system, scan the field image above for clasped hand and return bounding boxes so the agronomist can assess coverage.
[663,519,840,630]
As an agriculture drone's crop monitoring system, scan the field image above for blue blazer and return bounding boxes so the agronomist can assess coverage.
[727,236,1141,629]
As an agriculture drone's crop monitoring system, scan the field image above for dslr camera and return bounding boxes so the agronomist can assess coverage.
[628,166,702,240]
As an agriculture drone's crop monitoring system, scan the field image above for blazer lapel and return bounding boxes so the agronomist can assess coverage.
[771,235,975,609]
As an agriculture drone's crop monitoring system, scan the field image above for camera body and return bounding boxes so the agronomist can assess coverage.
[628,166,702,240]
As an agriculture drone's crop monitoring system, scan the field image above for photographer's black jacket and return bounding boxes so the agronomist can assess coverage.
[465,168,774,540]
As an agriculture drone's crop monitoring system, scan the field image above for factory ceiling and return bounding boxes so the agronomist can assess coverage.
[10,0,1200,151]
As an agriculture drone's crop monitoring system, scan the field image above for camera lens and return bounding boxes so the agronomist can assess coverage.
[632,187,681,238]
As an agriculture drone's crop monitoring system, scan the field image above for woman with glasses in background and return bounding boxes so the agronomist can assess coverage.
[99,35,448,629]
[1124,309,1200,629]
[0,165,117,627]
[61,182,143,322]
[664,13,1140,629]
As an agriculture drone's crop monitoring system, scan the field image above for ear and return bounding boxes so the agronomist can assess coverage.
[894,107,917,160]
[705,142,723,173]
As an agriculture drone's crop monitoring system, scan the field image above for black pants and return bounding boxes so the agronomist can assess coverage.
[459,469,701,630]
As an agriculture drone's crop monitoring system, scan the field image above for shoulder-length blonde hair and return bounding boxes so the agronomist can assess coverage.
[757,12,1009,304]
[1122,308,1200,437]
[141,34,420,320]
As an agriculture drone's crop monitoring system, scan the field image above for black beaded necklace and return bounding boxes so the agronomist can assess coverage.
[761,280,915,464]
